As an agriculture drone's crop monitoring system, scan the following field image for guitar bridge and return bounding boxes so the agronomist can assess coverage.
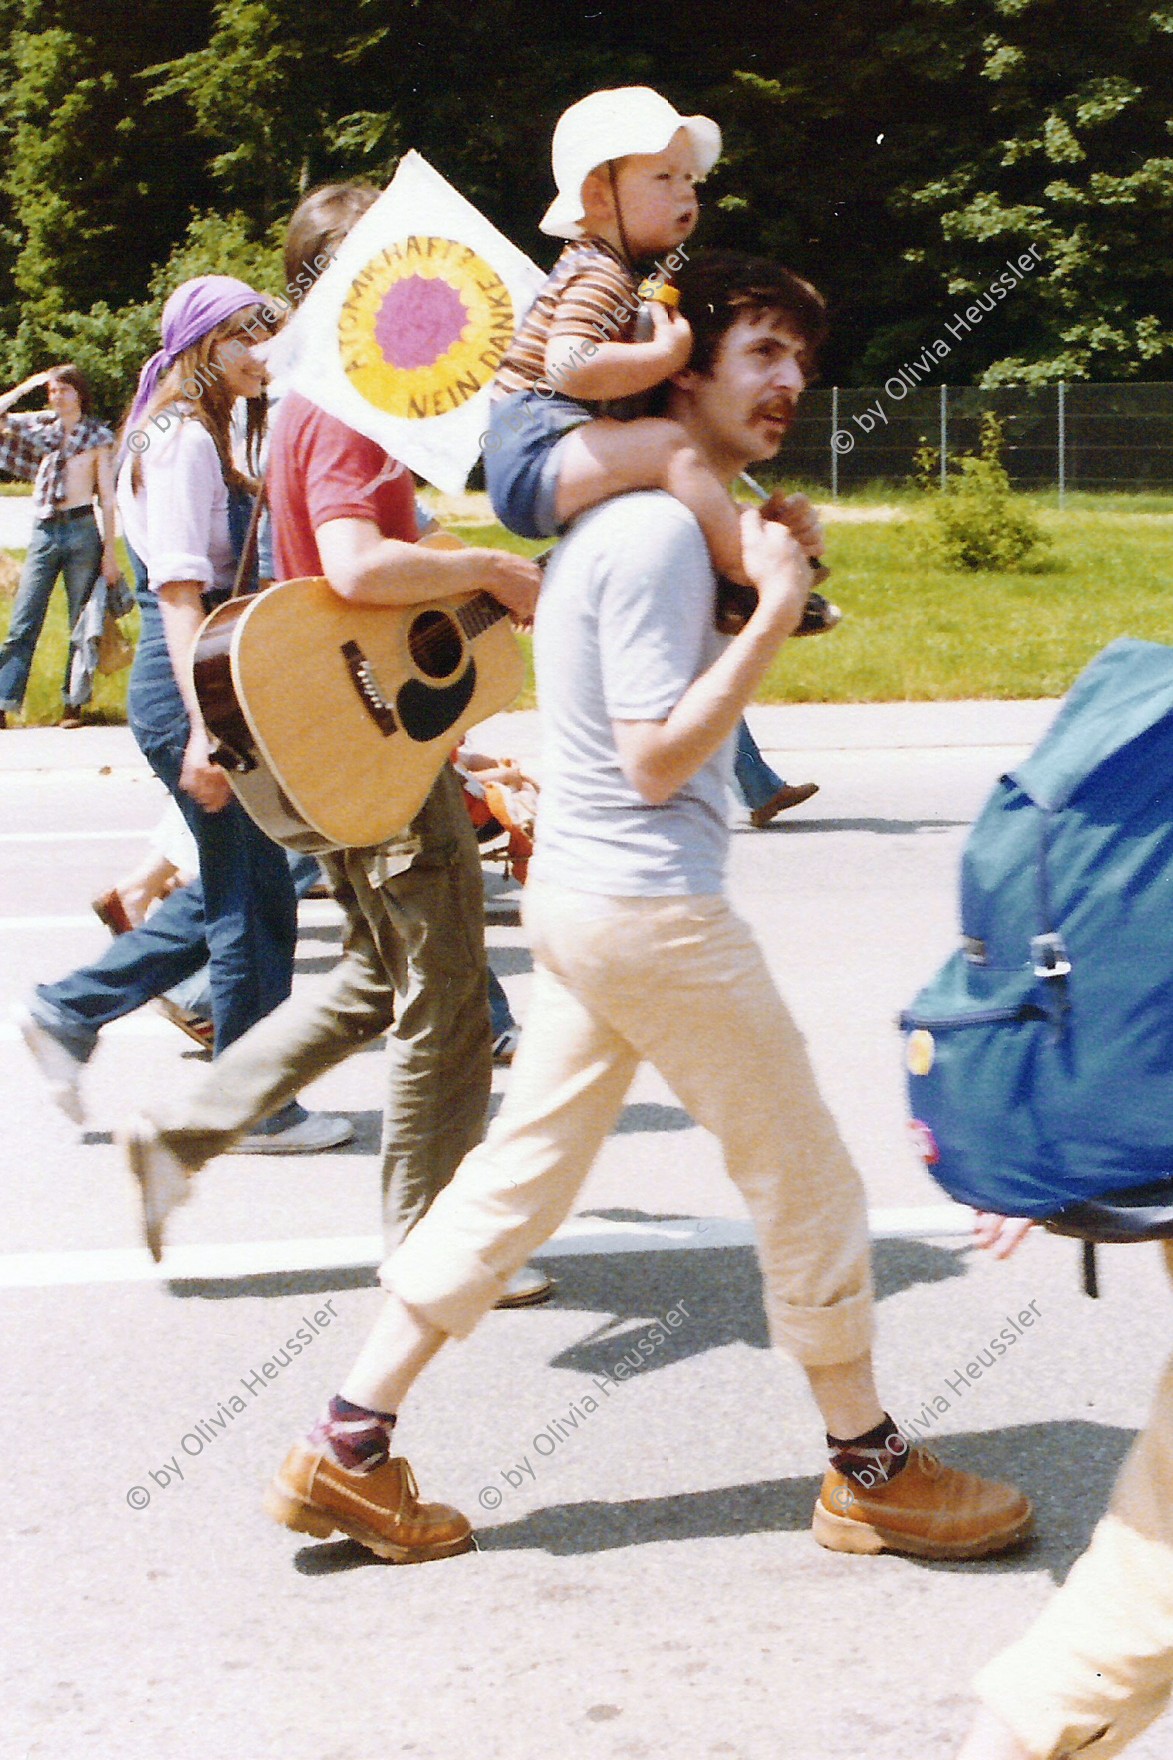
[341,640,398,737]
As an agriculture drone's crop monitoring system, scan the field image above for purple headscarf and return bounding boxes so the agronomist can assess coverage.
[128,275,266,427]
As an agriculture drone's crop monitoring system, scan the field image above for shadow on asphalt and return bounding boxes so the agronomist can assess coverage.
[293,952,348,976]
[484,902,521,927]
[294,922,343,945]
[475,1416,1133,1571]
[486,944,533,977]
[288,1418,1133,1577]
[544,1232,967,1370]
[611,1103,692,1134]
[735,817,969,836]
[166,1231,964,1319]
[169,1264,381,1300]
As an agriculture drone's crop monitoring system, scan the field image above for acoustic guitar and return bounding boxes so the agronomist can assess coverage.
[191,534,526,852]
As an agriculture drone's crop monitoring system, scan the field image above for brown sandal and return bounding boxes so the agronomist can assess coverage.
[92,889,135,936]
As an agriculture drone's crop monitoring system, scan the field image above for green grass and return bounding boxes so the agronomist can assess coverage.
[770,501,1173,702]
[5,493,1173,721]
[0,543,138,726]
[452,495,1173,704]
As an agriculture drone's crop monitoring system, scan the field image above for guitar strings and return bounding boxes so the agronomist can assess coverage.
[407,593,503,665]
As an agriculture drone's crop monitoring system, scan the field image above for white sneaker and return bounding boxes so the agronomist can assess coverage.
[227,1112,355,1155]
[15,1005,85,1124]
[121,1113,190,1263]
[494,1265,554,1308]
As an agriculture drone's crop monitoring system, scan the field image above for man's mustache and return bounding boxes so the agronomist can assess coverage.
[755,399,797,430]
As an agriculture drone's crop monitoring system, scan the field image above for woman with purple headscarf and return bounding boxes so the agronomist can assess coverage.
[17,277,351,1152]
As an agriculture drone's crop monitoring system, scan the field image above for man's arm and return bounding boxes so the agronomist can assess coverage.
[0,374,53,482]
[0,370,51,420]
[315,518,541,623]
[612,510,810,805]
[94,446,121,583]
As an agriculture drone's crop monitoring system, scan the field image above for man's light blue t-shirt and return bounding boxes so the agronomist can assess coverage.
[530,491,732,896]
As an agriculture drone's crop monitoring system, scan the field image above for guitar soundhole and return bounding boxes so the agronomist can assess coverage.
[408,609,463,679]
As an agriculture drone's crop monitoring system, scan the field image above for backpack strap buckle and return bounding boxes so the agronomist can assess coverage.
[1031,932,1071,979]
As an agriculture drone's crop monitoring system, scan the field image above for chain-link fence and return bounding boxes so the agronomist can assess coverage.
[775,383,1173,498]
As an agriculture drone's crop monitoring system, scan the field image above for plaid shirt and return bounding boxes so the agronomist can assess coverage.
[0,411,115,519]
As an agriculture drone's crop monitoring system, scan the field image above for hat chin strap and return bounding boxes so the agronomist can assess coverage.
[606,161,638,270]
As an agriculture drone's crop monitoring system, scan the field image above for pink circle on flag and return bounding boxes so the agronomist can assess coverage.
[374,275,468,370]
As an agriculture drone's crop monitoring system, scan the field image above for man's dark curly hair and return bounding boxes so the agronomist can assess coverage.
[673,250,828,379]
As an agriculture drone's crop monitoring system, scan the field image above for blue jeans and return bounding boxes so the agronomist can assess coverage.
[488,966,514,1039]
[33,553,297,1062]
[32,880,214,1059]
[483,391,591,539]
[0,511,102,710]
[733,719,786,812]
[168,854,323,1021]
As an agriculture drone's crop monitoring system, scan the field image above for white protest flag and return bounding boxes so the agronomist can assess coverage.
[285,151,545,494]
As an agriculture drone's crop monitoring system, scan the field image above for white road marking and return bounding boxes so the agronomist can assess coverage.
[0,902,342,933]
[0,1206,975,1290]
[0,916,139,932]
[0,1016,192,1040]
[0,829,149,845]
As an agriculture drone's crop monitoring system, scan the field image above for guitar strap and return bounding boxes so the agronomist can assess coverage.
[229,479,268,600]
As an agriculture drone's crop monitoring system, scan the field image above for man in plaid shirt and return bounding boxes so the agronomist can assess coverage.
[0,365,119,727]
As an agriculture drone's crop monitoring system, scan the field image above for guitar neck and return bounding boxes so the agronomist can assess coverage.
[456,593,510,639]
[416,529,515,640]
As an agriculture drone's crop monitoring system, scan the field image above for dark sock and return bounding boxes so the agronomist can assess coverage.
[309,1394,397,1474]
[827,1413,911,1489]
[254,1100,308,1136]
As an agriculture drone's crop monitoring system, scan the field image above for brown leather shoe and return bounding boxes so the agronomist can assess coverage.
[749,782,819,828]
[812,1447,1034,1560]
[264,1443,474,1563]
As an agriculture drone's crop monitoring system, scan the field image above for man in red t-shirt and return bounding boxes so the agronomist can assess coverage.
[268,388,422,576]
[124,184,545,1303]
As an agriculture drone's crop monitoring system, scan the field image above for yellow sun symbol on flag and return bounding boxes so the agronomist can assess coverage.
[338,237,517,419]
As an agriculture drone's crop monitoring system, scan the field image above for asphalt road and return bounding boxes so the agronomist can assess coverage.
[1,707,1169,1760]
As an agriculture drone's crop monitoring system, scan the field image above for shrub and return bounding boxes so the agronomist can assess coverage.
[913,412,1050,571]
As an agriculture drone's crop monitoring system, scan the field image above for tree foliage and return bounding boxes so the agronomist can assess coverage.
[900,0,1173,383]
[2,0,1171,422]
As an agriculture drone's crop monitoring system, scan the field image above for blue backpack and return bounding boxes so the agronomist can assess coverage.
[901,639,1173,1246]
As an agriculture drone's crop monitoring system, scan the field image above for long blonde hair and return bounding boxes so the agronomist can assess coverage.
[124,313,266,492]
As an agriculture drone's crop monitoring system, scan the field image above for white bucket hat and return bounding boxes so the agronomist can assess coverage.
[540,86,722,240]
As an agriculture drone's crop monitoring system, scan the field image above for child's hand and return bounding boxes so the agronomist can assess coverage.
[762,491,824,559]
[972,1211,1036,1259]
[647,302,693,374]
